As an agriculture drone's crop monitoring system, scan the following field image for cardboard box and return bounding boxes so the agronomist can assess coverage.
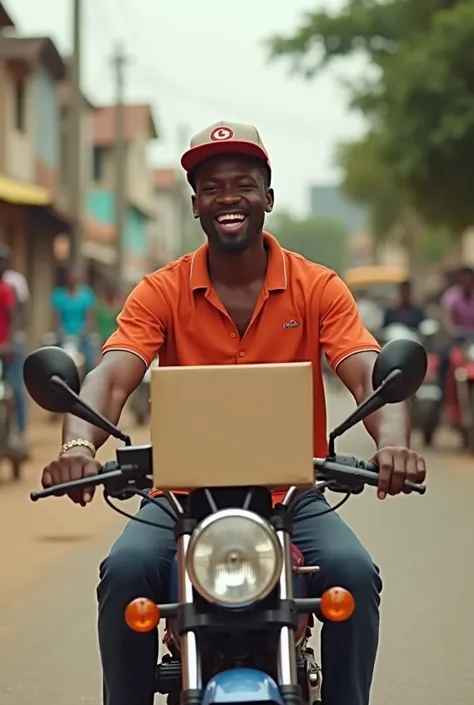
[150,362,314,490]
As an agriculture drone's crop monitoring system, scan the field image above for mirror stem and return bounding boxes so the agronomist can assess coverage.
[50,376,132,445]
[328,369,403,449]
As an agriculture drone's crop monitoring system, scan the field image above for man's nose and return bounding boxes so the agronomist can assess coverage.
[216,190,242,205]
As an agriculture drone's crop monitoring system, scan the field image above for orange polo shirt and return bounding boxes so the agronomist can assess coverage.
[103,233,379,503]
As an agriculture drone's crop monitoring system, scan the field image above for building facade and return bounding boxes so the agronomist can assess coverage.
[88,104,158,285]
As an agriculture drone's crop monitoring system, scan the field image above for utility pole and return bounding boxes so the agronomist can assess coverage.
[112,43,128,287]
[177,124,190,254]
[69,0,83,271]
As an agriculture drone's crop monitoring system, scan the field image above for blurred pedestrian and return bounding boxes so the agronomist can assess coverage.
[50,267,97,373]
[96,284,122,347]
[0,247,27,450]
[382,280,426,331]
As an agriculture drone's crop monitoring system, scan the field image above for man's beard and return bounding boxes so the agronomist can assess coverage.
[202,214,264,255]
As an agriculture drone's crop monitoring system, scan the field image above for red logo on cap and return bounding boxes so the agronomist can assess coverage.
[209,126,235,142]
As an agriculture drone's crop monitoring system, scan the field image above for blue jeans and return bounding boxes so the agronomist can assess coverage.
[5,339,27,434]
[97,494,382,705]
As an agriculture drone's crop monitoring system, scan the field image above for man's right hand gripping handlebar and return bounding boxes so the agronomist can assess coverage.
[42,441,101,506]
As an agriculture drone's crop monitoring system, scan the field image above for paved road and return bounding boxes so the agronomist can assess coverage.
[0,391,473,704]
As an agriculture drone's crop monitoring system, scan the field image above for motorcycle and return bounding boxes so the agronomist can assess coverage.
[381,320,442,447]
[23,339,427,705]
[440,335,474,451]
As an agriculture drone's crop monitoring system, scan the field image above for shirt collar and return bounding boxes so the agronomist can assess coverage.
[189,232,287,292]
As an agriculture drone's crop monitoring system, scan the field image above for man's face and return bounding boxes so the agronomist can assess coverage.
[192,155,274,255]
[399,283,411,304]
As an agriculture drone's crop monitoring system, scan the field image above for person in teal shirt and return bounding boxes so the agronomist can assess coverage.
[50,267,97,372]
[96,284,122,345]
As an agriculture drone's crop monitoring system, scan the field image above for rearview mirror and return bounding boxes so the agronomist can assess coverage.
[372,338,427,403]
[23,346,80,413]
[23,346,131,444]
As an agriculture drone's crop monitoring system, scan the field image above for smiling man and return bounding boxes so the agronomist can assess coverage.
[41,121,426,705]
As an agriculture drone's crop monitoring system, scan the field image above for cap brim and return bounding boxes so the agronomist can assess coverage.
[181,140,270,176]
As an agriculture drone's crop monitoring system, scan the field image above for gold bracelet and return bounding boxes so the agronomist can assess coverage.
[59,439,97,458]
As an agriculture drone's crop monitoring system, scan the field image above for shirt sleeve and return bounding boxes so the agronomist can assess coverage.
[441,287,456,311]
[14,274,29,303]
[102,274,169,367]
[318,273,381,370]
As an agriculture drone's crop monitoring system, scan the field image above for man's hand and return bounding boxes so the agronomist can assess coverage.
[41,448,102,506]
[371,446,426,500]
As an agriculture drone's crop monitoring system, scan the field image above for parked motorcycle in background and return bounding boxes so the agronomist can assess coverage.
[438,335,474,451]
[381,319,442,447]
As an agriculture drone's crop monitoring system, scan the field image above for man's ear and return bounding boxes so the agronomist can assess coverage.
[191,195,199,219]
[265,188,275,213]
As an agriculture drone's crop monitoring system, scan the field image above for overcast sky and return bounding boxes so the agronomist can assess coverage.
[8,0,366,215]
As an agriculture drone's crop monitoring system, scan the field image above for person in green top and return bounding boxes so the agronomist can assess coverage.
[96,284,122,345]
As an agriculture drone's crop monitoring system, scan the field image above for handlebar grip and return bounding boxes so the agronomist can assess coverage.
[29,463,123,502]
[357,459,426,495]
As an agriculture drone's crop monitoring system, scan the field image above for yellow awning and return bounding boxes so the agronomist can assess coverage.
[0,174,52,206]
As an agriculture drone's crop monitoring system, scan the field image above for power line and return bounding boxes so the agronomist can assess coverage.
[93,0,330,141]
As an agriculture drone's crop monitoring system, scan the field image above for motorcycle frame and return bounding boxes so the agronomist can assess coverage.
[170,486,301,705]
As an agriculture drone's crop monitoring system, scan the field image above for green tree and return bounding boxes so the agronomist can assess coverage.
[267,212,349,273]
[267,0,474,235]
[336,133,402,251]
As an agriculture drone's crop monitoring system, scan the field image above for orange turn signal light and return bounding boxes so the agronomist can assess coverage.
[320,587,355,622]
[125,598,161,633]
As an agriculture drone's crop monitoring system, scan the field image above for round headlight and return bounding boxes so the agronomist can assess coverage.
[186,508,283,608]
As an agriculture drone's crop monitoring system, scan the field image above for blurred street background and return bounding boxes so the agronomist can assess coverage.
[0,0,474,702]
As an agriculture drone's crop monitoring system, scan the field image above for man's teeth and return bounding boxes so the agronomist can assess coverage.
[216,213,246,223]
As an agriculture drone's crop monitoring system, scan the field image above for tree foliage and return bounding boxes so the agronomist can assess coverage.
[267,212,349,273]
[267,0,474,234]
[336,133,402,244]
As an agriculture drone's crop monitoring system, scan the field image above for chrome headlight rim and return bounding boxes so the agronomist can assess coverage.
[186,508,283,608]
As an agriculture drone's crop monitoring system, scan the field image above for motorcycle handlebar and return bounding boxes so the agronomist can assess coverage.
[30,453,426,502]
[314,457,426,495]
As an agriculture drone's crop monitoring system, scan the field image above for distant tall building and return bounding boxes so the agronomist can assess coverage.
[309,184,373,266]
[309,184,369,232]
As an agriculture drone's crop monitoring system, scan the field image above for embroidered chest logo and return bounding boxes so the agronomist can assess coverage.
[283,320,300,329]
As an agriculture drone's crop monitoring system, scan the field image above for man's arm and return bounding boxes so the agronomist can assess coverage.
[337,350,410,447]
[318,273,425,499]
[62,351,145,449]
[62,274,169,450]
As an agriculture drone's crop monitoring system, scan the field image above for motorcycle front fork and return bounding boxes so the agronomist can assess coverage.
[297,637,322,705]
